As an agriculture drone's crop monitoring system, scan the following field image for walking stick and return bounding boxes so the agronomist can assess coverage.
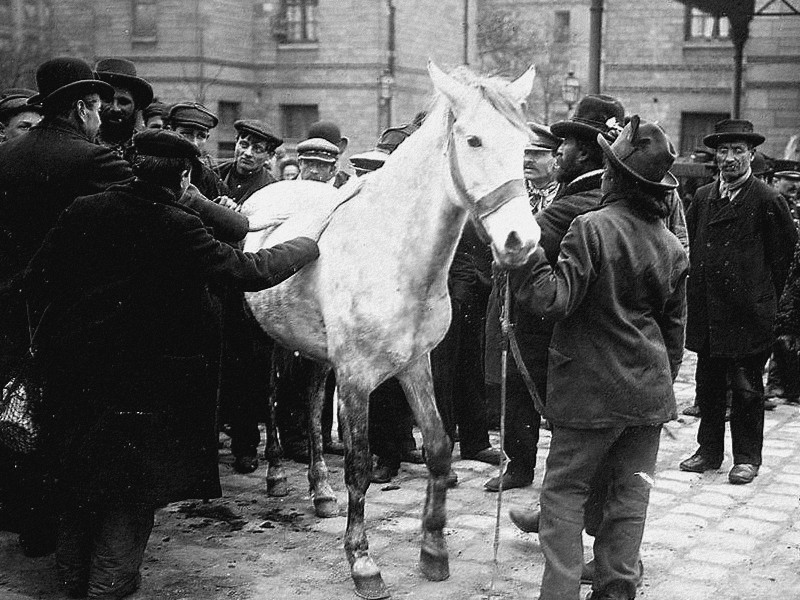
[490,272,512,595]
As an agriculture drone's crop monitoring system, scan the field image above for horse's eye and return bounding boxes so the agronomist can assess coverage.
[466,135,482,148]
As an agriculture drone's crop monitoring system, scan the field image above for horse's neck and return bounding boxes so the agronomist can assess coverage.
[356,109,467,287]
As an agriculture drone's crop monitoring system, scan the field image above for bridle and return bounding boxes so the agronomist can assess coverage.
[445,112,526,243]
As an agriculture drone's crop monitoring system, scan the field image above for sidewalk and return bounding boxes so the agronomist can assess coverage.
[1,350,799,599]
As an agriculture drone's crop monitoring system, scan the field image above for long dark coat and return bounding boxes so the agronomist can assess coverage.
[509,192,689,428]
[24,179,318,506]
[685,175,797,357]
[0,117,132,372]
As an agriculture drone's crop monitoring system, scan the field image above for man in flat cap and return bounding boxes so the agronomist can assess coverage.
[143,99,168,130]
[297,136,341,184]
[0,56,132,559]
[524,122,561,213]
[680,119,797,485]
[0,89,42,142]
[307,120,350,188]
[24,128,320,599]
[94,58,154,161]
[218,119,283,205]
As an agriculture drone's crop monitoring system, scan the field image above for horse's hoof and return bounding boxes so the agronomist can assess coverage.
[313,496,339,518]
[419,547,450,581]
[267,476,289,497]
[352,561,389,599]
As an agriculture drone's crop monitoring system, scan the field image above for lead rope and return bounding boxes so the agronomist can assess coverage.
[490,271,512,596]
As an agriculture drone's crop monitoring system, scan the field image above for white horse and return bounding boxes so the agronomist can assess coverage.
[242,62,540,599]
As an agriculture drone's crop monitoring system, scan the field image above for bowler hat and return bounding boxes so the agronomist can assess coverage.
[0,90,42,121]
[28,57,114,108]
[168,102,218,130]
[297,137,339,163]
[598,115,678,190]
[132,129,200,159]
[526,122,561,152]
[307,120,348,150]
[703,119,765,149]
[773,159,800,180]
[233,119,283,151]
[94,58,154,108]
[550,94,625,141]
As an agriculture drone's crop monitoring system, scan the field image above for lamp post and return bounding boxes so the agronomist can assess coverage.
[561,70,581,114]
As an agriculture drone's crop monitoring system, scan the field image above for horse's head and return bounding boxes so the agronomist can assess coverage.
[429,62,540,269]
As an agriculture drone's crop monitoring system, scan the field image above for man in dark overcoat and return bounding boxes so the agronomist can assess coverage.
[680,119,797,484]
[0,57,132,557]
[509,117,688,600]
[218,119,282,205]
[23,129,320,599]
[486,94,626,493]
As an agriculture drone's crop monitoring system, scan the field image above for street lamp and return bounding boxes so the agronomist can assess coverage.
[561,71,581,113]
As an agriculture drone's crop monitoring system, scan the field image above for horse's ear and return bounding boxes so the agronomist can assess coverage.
[428,60,476,115]
[506,65,536,106]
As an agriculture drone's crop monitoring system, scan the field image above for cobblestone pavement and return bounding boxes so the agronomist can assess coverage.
[2,350,799,599]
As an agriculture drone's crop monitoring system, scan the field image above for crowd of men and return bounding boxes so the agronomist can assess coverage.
[0,55,799,600]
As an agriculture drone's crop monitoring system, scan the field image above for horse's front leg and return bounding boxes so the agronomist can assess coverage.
[265,345,288,496]
[307,362,338,518]
[396,353,450,582]
[338,376,389,600]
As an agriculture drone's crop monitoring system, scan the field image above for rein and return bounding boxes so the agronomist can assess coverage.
[445,114,526,243]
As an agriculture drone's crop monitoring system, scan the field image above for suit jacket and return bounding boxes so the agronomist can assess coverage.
[685,175,797,357]
[509,193,688,428]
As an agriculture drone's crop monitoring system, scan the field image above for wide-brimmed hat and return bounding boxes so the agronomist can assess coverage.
[168,102,218,130]
[703,119,765,149]
[0,89,42,120]
[233,119,283,151]
[773,159,800,180]
[94,58,154,108]
[133,128,200,159]
[28,57,114,109]
[526,122,561,152]
[598,115,678,190]
[551,94,625,141]
[297,137,339,163]
[307,120,348,152]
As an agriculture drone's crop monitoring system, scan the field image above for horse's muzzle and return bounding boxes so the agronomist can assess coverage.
[483,195,540,269]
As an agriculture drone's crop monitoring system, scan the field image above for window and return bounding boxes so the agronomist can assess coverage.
[685,7,729,41]
[280,104,319,140]
[554,10,571,44]
[680,112,730,156]
[276,0,318,43]
[132,0,157,42]
[218,101,241,130]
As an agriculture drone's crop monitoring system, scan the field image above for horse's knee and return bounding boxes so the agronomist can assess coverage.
[424,440,451,477]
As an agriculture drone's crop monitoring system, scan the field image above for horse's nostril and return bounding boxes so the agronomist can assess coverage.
[505,230,523,253]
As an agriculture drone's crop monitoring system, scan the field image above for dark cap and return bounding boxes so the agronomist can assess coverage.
[526,122,561,152]
[142,100,168,121]
[233,119,283,151]
[773,159,800,180]
[550,94,625,142]
[94,58,154,108]
[703,119,765,149]
[0,90,43,121]
[28,57,114,108]
[168,102,218,130]
[297,137,339,163]
[132,129,201,159]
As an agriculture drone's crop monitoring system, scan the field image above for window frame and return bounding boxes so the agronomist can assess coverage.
[132,0,158,44]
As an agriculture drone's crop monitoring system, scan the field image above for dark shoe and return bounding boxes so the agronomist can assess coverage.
[232,454,259,474]
[682,404,701,417]
[323,440,346,455]
[371,464,398,484]
[581,558,643,587]
[509,508,539,533]
[445,469,458,488]
[679,452,722,473]
[729,463,759,484]
[484,471,532,492]
[763,398,777,411]
[461,447,502,465]
[400,448,425,464]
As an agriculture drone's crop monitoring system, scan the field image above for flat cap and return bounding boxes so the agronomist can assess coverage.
[0,91,43,120]
[133,129,201,159]
[234,119,283,150]
[526,122,561,152]
[297,137,339,163]
[168,102,218,130]
[773,159,800,180]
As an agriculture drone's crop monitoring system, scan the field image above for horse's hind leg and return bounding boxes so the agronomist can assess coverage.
[396,353,450,582]
[338,376,389,599]
[265,345,288,497]
[307,363,338,518]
